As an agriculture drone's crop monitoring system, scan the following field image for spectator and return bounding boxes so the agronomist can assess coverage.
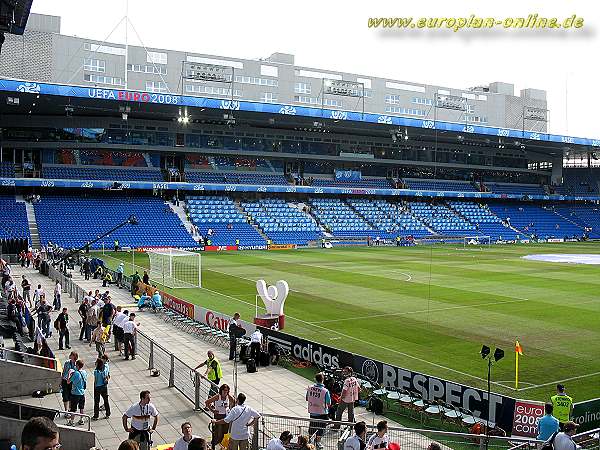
[21,416,60,450]
[101,296,116,340]
[174,422,200,450]
[551,384,574,429]
[116,263,125,288]
[118,440,140,450]
[306,373,331,450]
[86,298,99,342]
[296,436,314,450]
[53,280,62,311]
[92,357,111,420]
[122,312,139,360]
[56,307,70,350]
[537,403,560,441]
[33,283,45,306]
[78,296,90,341]
[6,297,23,336]
[206,384,235,450]
[367,421,389,449]
[83,257,91,280]
[142,270,149,285]
[266,431,293,450]
[131,271,141,295]
[113,306,128,354]
[249,328,262,369]
[335,366,360,425]
[122,390,160,447]
[552,421,578,450]
[90,321,107,357]
[188,438,208,450]
[343,422,366,450]
[228,312,241,361]
[150,290,162,312]
[60,351,78,414]
[35,297,52,338]
[427,444,441,450]
[67,359,87,426]
[212,393,260,450]
[21,275,31,307]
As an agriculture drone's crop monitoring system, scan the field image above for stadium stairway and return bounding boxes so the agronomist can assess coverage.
[346,201,377,228]
[15,196,40,248]
[168,200,201,243]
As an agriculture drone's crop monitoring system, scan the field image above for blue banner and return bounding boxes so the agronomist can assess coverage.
[2,78,599,148]
[1,177,598,202]
[335,170,362,181]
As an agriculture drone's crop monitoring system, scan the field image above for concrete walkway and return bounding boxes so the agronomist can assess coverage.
[11,264,402,449]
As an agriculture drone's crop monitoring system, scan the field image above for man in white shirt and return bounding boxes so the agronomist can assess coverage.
[213,393,260,450]
[122,313,139,360]
[112,307,129,354]
[249,329,262,369]
[343,422,366,450]
[266,431,293,450]
[33,284,45,306]
[123,390,159,447]
[552,421,578,450]
[173,421,199,450]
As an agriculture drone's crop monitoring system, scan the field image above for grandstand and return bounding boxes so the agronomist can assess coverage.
[241,198,322,245]
[42,165,164,182]
[186,196,266,246]
[0,195,29,241]
[309,198,374,237]
[34,193,197,249]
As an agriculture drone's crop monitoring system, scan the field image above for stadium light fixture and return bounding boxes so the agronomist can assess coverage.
[480,344,504,450]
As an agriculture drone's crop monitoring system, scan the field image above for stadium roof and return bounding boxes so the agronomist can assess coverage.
[0,77,597,159]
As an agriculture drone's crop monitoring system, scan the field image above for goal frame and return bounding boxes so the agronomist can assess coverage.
[146,248,202,289]
[463,235,492,247]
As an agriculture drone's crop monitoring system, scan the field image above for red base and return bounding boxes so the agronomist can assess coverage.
[254,314,285,330]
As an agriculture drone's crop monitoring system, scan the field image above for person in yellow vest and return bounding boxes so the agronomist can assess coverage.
[551,384,573,430]
[235,239,240,246]
[194,350,223,397]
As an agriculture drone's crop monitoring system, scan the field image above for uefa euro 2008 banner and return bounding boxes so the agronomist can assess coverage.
[260,327,517,433]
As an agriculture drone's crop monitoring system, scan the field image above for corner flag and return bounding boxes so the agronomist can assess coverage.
[515,339,524,389]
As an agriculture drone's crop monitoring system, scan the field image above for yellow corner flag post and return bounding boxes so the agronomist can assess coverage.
[515,339,523,389]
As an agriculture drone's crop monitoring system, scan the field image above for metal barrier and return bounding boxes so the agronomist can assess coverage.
[136,330,218,413]
[0,346,59,371]
[573,428,600,449]
[254,414,541,450]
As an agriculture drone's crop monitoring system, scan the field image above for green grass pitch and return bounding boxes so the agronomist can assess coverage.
[101,242,600,402]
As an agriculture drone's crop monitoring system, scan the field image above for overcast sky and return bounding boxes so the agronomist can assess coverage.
[31,0,599,139]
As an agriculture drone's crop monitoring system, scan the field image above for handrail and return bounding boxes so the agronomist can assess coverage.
[0,346,60,370]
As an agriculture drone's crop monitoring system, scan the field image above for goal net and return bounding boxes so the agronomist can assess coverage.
[147,248,201,289]
[463,235,492,247]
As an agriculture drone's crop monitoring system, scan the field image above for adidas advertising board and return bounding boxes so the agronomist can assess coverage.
[261,328,353,369]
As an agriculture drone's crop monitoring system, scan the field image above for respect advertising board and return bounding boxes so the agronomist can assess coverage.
[261,327,517,432]
[573,397,600,432]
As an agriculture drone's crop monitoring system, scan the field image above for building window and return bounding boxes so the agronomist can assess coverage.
[465,115,487,123]
[293,96,341,107]
[294,82,311,94]
[128,64,167,75]
[83,73,125,86]
[385,94,404,105]
[384,106,426,117]
[84,42,126,56]
[146,81,168,93]
[234,75,278,87]
[261,92,277,103]
[83,58,105,73]
[146,51,168,65]
[185,84,242,97]
[411,97,432,106]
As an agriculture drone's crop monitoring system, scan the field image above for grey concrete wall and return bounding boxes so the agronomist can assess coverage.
[0,416,95,450]
[0,359,61,399]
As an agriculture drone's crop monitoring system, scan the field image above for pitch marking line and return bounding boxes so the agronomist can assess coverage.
[308,297,530,324]
[201,267,505,389]
[513,371,600,391]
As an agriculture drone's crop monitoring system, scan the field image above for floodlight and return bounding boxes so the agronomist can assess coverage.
[494,348,504,362]
[480,345,490,359]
